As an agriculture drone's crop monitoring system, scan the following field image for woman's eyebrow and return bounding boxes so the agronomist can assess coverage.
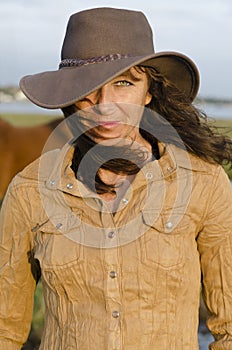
[117,70,142,82]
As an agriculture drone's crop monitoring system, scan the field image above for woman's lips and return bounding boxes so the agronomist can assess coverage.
[98,121,121,128]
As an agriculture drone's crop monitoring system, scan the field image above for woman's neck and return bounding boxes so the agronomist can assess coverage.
[71,131,157,201]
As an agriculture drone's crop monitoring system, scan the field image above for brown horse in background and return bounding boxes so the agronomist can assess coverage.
[0,117,69,201]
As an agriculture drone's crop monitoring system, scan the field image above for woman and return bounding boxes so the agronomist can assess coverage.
[0,7,232,350]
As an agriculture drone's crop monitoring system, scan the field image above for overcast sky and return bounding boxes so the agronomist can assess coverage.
[0,0,232,99]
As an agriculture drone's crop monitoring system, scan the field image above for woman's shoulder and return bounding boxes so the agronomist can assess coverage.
[16,148,61,182]
[167,143,223,175]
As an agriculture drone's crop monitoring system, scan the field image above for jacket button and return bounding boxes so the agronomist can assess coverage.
[112,310,120,318]
[122,198,129,205]
[108,231,115,239]
[66,183,73,189]
[165,221,173,229]
[109,271,117,278]
[56,223,63,229]
[146,172,153,179]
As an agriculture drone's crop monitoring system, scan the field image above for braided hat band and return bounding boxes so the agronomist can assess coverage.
[59,54,132,68]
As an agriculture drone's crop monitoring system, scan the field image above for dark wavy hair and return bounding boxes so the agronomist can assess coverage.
[143,66,232,166]
[62,66,232,194]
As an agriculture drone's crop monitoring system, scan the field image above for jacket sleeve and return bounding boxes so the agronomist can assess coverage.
[197,167,232,349]
[0,184,37,349]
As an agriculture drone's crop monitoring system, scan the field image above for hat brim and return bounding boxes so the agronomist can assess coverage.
[20,51,200,109]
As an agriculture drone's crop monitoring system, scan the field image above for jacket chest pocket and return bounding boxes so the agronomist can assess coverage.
[141,209,193,269]
[33,213,84,269]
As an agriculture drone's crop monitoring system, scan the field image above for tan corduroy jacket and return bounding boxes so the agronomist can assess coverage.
[0,143,232,350]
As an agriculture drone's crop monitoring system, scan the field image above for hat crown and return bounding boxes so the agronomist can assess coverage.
[61,7,155,60]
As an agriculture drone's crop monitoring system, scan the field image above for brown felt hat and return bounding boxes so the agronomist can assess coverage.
[20,7,200,109]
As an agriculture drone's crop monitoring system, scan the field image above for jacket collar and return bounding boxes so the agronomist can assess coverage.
[43,141,198,197]
[19,140,208,200]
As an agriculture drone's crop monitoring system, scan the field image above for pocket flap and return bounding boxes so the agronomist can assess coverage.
[142,207,192,234]
[31,211,82,235]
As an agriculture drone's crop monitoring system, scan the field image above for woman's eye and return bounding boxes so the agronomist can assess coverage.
[115,80,131,86]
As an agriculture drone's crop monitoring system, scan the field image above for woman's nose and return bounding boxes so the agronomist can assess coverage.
[91,85,115,113]
[87,84,111,103]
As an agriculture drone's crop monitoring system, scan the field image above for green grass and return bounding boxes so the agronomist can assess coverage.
[32,281,45,339]
[0,113,62,126]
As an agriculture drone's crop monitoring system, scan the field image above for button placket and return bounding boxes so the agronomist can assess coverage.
[99,206,118,245]
[104,246,121,346]
[100,208,121,346]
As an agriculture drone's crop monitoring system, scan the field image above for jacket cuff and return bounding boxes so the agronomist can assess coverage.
[209,335,232,349]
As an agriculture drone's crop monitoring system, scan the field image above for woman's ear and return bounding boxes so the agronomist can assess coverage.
[145,91,152,105]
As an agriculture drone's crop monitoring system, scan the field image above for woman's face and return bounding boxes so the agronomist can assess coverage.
[74,67,152,144]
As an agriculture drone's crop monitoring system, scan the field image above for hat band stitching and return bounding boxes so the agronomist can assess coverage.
[59,53,133,69]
